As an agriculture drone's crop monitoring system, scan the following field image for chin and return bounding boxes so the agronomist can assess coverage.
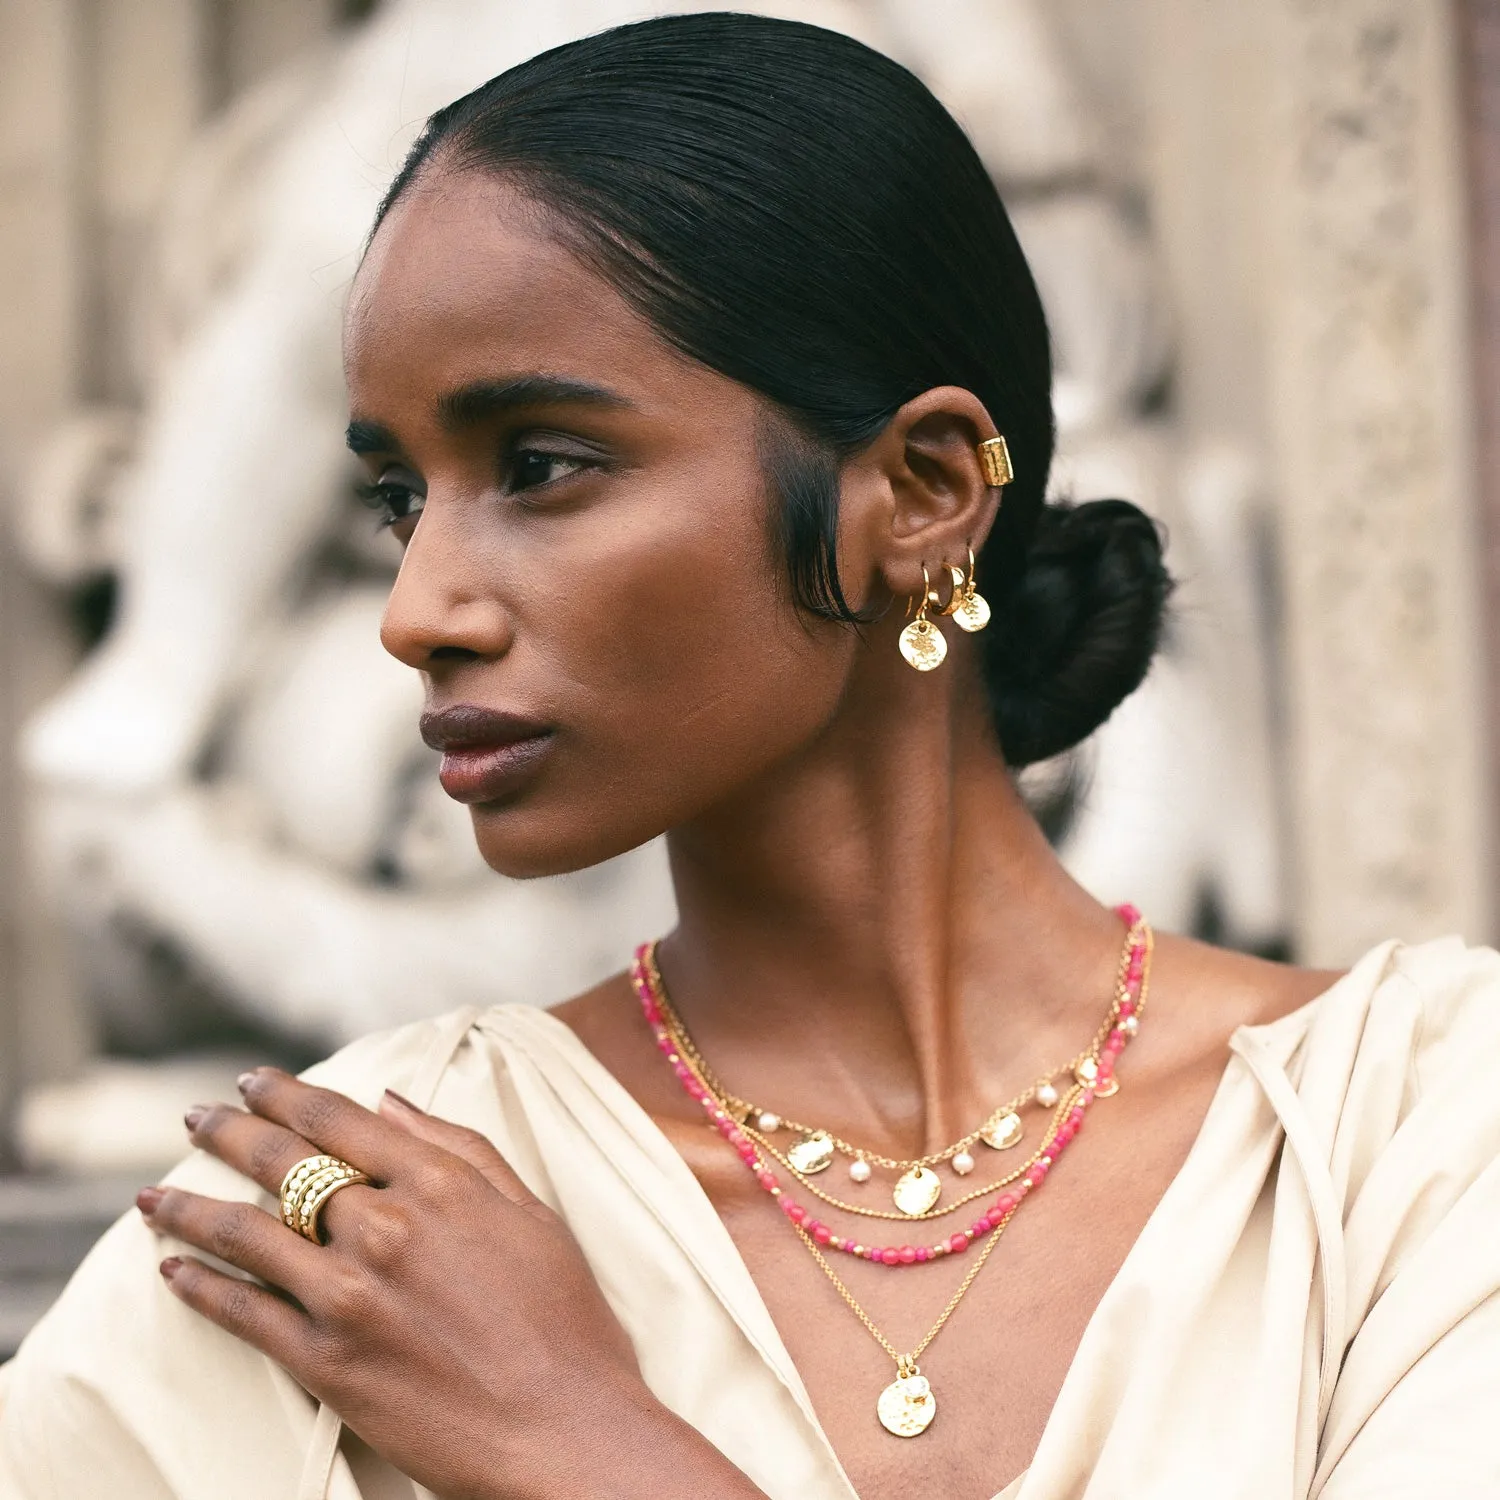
[468,803,658,881]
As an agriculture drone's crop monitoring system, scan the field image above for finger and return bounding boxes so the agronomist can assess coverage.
[237,1068,411,1180]
[378,1090,542,1207]
[159,1255,309,1370]
[186,1100,321,1197]
[139,1185,322,1291]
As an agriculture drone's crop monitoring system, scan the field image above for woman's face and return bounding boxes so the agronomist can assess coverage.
[346,170,864,877]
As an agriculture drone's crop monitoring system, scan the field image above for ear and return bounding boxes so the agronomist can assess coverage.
[843,386,1004,605]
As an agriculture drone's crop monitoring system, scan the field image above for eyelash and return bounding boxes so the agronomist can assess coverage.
[356,449,591,530]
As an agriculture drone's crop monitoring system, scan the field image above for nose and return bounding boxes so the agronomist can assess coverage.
[379,509,512,672]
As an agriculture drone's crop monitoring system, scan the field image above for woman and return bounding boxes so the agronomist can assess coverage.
[4,13,1498,1499]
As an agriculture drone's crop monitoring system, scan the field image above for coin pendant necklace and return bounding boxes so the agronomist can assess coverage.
[633,906,1153,1437]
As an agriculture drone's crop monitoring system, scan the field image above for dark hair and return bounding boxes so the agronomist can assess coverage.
[374,12,1170,766]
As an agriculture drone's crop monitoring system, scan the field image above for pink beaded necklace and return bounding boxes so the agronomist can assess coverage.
[631,905,1153,1437]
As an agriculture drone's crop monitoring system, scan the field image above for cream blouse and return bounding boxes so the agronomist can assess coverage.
[4,935,1500,1499]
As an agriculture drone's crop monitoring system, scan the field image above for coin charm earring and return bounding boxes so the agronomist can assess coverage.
[899,564,947,671]
[952,544,990,634]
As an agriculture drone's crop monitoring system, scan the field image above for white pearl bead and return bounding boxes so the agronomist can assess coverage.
[951,1150,975,1176]
[1036,1082,1059,1108]
[756,1111,781,1132]
[1121,1014,1139,1036]
[848,1158,872,1184]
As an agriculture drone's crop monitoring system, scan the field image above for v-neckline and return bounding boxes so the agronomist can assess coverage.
[496,973,1340,1499]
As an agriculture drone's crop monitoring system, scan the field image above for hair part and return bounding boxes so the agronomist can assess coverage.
[372,11,1171,766]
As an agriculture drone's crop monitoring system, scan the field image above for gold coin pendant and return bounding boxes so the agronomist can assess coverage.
[787,1131,835,1174]
[877,1373,937,1437]
[892,1165,942,1216]
[979,1110,1024,1150]
[899,619,947,671]
[954,591,991,633]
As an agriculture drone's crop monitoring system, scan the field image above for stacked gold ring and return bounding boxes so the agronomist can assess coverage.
[278,1154,371,1244]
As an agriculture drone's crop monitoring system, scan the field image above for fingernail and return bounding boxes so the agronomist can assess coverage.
[159,1257,182,1281]
[236,1071,257,1093]
[184,1106,206,1132]
[136,1186,164,1216]
[382,1089,424,1115]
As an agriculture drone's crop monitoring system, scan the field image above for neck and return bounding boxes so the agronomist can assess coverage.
[658,648,1124,1158]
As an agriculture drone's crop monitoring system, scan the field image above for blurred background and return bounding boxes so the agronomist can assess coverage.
[1,0,1497,1356]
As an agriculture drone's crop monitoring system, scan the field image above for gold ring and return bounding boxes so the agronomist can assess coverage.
[278,1153,371,1243]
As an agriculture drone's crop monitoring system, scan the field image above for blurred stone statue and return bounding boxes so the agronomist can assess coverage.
[14,0,1286,1059]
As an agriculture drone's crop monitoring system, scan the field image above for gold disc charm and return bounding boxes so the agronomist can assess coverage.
[979,1109,1023,1150]
[788,1131,835,1174]
[953,589,991,633]
[877,1368,937,1437]
[899,618,947,671]
[892,1165,942,1216]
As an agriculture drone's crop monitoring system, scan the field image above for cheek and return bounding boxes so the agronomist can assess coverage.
[470,463,854,873]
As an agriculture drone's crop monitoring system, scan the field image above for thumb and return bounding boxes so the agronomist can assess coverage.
[379,1089,541,1207]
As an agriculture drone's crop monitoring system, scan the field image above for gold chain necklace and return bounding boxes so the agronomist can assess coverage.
[646,923,1139,1217]
[633,909,1154,1437]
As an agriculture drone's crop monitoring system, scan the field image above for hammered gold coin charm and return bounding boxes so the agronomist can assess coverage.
[877,1370,937,1437]
[892,1165,942,1216]
[953,588,991,633]
[980,1109,1024,1150]
[788,1131,836,1175]
[899,618,947,671]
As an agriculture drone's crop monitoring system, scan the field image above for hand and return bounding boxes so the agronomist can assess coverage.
[135,1070,762,1500]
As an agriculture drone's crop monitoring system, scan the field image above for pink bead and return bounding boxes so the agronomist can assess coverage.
[995,1194,1018,1216]
[813,1224,833,1245]
[915,1247,930,1262]
[949,1233,969,1254]
[829,1236,844,1251]
[899,1246,917,1264]
[1119,998,1136,1018]
[971,1219,990,1236]
[1026,1164,1046,1186]
[757,1171,776,1190]
[656,1035,675,1053]
[784,1202,806,1222]
[881,1247,900,1265]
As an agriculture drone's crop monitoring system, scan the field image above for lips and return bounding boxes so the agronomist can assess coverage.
[421,705,555,805]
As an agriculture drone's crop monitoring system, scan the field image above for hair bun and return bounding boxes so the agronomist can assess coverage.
[985,499,1172,767]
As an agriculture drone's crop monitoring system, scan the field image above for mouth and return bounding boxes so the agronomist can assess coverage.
[421,704,556,805]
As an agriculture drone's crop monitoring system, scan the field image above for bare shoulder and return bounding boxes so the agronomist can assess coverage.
[549,969,670,1103]
[1138,930,1344,1081]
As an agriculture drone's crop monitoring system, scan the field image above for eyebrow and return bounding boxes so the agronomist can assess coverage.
[346,375,634,455]
[437,374,633,430]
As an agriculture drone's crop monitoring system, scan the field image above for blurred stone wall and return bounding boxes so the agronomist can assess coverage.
[0,0,360,1149]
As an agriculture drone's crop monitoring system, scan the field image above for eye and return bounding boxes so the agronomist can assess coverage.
[357,479,425,530]
[509,448,589,492]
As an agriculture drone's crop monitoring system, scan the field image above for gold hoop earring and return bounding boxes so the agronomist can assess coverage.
[952,544,991,634]
[937,563,966,618]
[899,564,948,671]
